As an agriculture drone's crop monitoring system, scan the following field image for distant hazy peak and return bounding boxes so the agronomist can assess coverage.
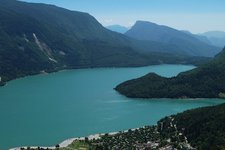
[106,25,129,34]
[133,20,161,27]
[125,20,220,57]
[180,30,192,35]
[130,20,178,33]
[200,31,225,38]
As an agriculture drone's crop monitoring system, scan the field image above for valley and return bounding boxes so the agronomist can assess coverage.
[1,0,225,149]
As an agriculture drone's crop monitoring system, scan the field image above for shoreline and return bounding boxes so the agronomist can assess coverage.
[0,63,195,88]
[7,101,225,150]
[9,127,142,150]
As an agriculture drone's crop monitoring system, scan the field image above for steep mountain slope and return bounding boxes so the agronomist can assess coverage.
[0,0,133,85]
[125,21,220,57]
[159,103,225,150]
[0,0,202,86]
[106,25,129,33]
[115,47,225,98]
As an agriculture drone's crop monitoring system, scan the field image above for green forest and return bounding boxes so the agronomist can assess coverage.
[159,103,225,150]
[116,47,225,99]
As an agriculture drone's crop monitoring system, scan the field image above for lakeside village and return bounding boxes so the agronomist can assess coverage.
[12,117,195,150]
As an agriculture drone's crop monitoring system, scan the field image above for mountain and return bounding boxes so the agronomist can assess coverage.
[181,30,225,48]
[0,0,204,86]
[0,0,143,85]
[125,21,220,57]
[106,25,129,33]
[194,35,213,45]
[181,30,213,45]
[207,37,225,48]
[201,31,225,38]
[159,103,225,150]
[199,31,225,48]
[115,47,225,98]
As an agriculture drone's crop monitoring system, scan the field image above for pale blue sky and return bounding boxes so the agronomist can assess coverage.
[21,0,225,33]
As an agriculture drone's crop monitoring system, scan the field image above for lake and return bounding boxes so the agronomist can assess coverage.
[0,64,224,149]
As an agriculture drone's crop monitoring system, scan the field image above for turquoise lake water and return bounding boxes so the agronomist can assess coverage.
[0,64,224,150]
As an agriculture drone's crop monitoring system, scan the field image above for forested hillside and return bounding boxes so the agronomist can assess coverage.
[159,103,225,150]
[116,47,225,99]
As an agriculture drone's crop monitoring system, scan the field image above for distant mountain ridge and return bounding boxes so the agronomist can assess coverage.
[199,31,225,48]
[181,30,225,48]
[180,30,212,45]
[201,31,225,38]
[125,21,220,57]
[106,25,129,33]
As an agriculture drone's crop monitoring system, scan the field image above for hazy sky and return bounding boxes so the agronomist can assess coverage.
[21,0,225,33]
